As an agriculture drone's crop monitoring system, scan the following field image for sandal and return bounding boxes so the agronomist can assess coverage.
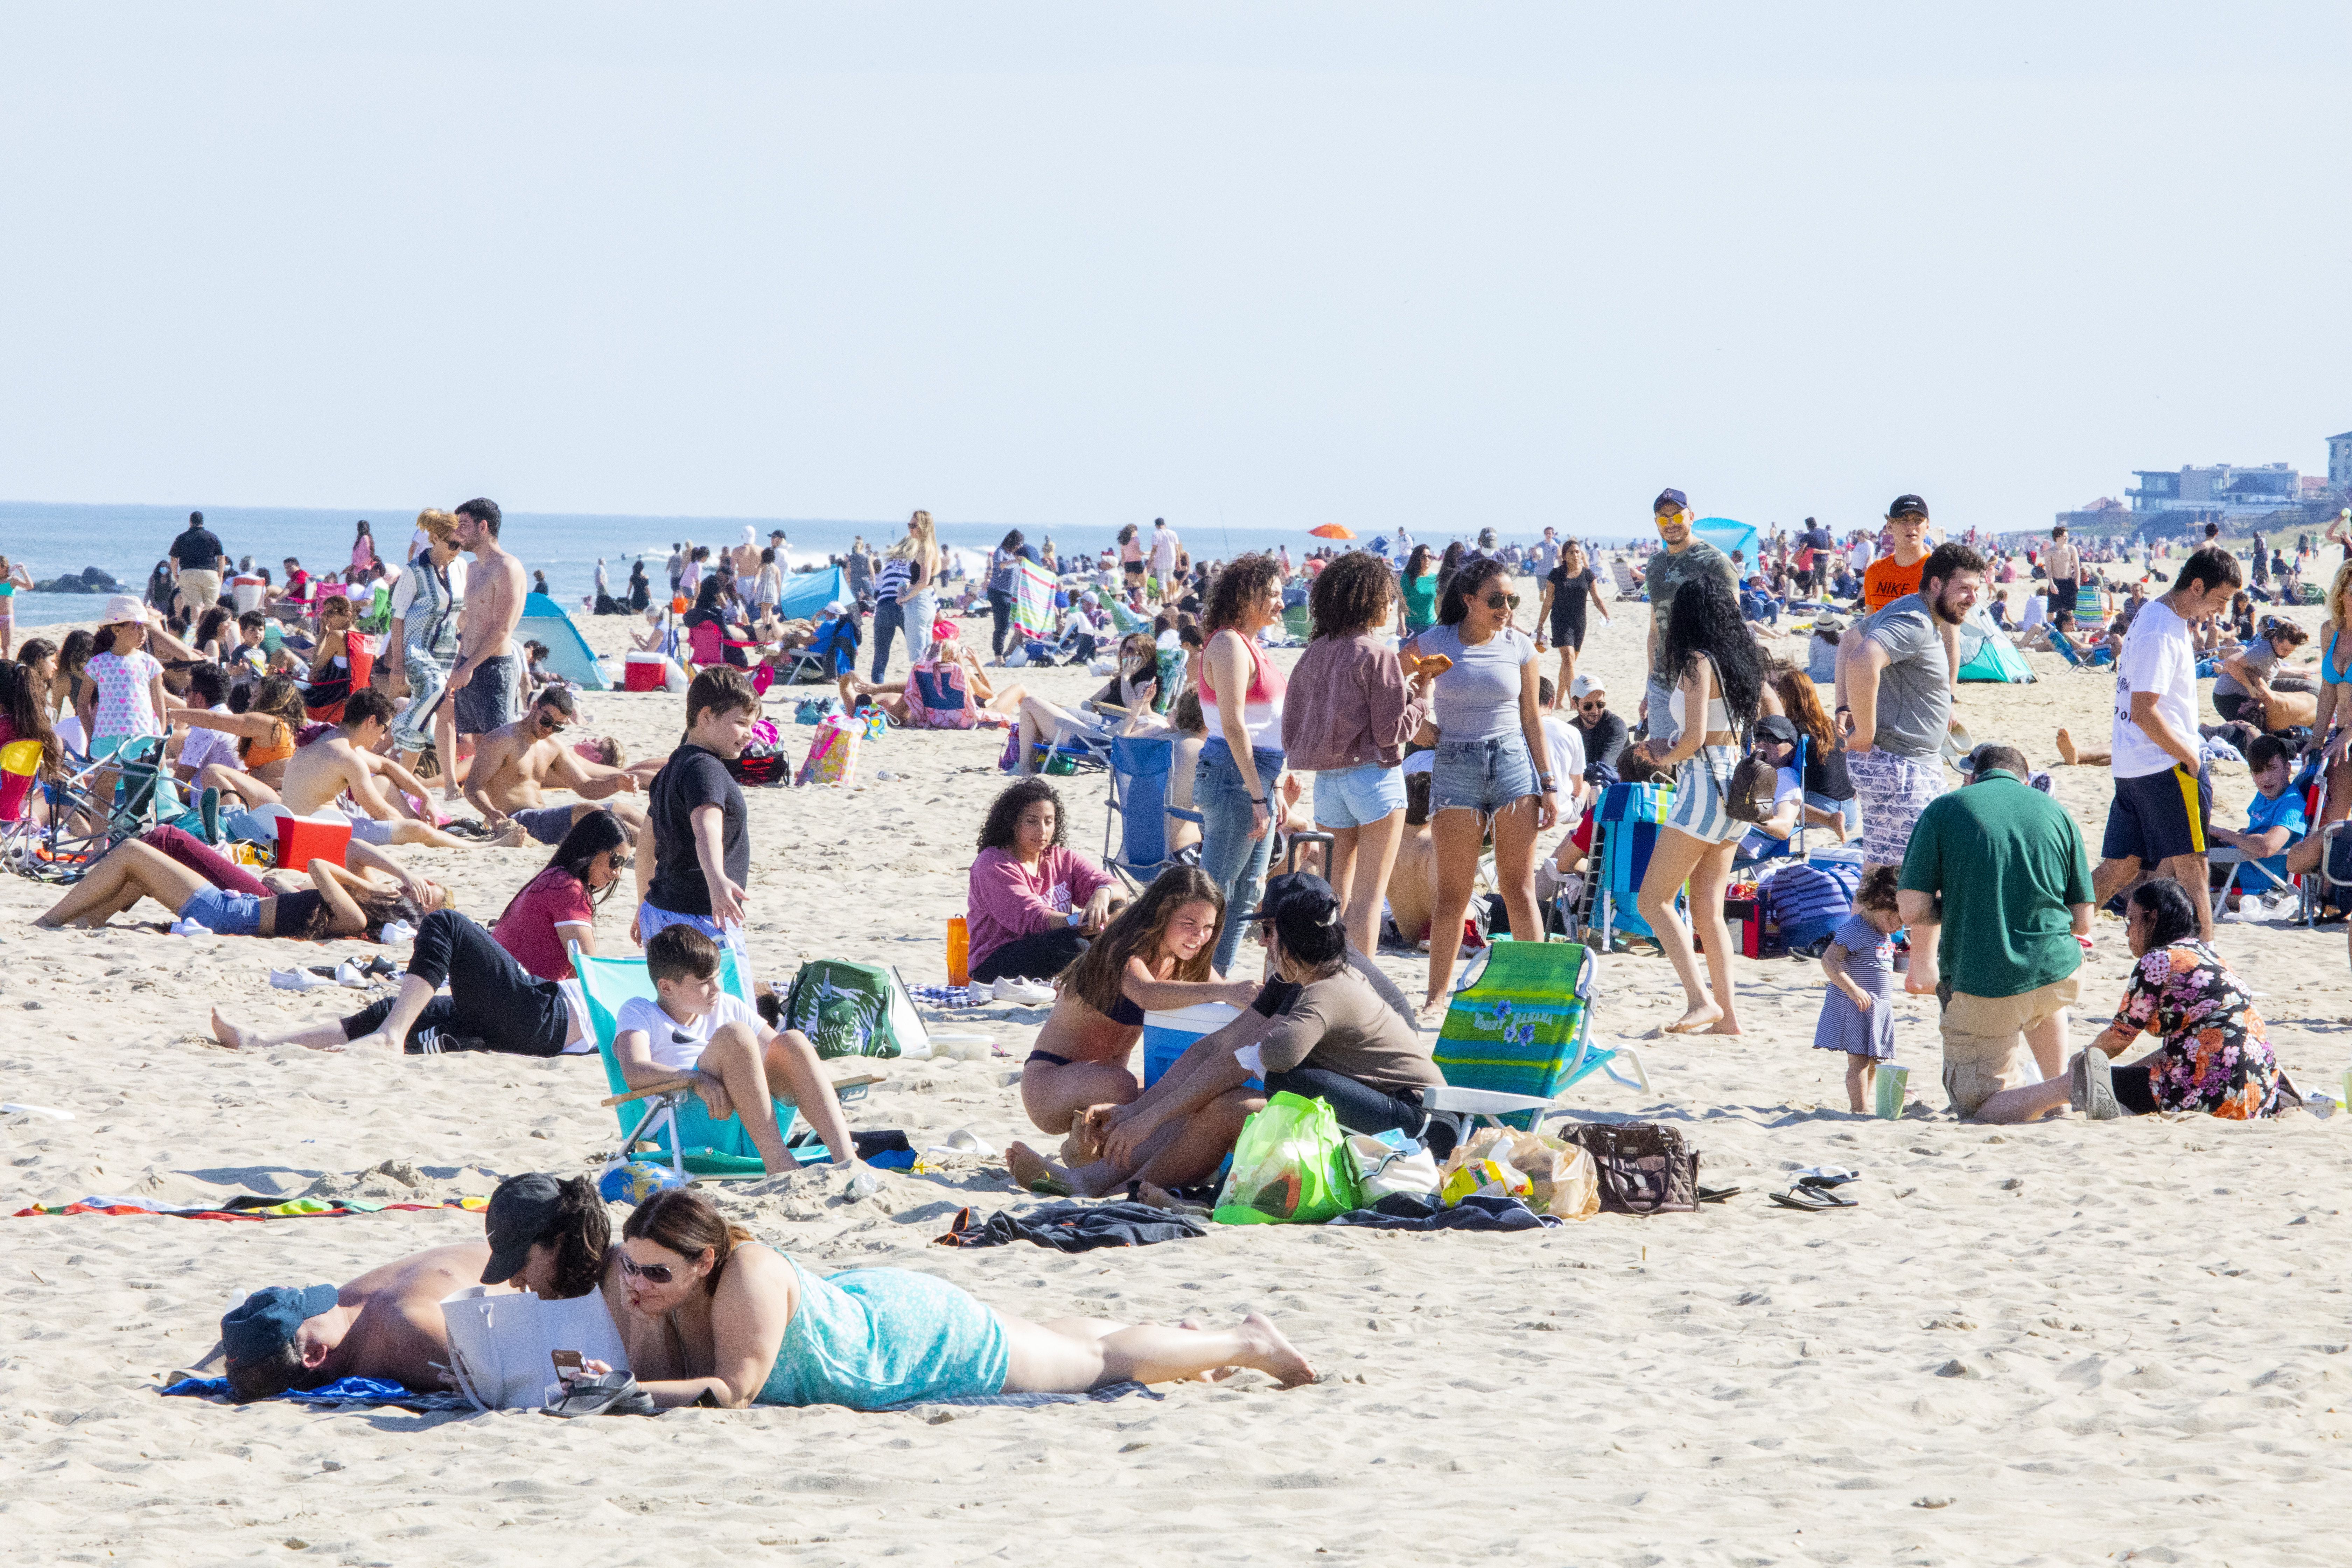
[1768,1188,1850,1213]
[540,1370,657,1418]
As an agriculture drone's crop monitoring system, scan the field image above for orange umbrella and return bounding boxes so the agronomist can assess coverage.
[1308,524,1355,540]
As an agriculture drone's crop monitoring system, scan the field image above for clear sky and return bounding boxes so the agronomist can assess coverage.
[4,4,2346,539]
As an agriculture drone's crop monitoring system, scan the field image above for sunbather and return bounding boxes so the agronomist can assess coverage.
[967,778,1119,985]
[1018,865,1258,1135]
[463,686,652,877]
[35,829,430,938]
[849,629,1026,725]
[579,1186,1311,1410]
[211,1172,607,1402]
[194,688,476,850]
[178,672,307,790]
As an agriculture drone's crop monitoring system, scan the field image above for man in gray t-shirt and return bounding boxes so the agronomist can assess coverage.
[1845,544,1986,870]
[1640,489,1739,740]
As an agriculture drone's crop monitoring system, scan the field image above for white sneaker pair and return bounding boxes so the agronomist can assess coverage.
[990,976,1056,1006]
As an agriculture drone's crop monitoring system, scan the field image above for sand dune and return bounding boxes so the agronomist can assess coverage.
[5,581,2350,1564]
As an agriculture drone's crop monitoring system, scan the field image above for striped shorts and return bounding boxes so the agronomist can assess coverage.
[1847,747,1945,866]
[1666,746,1746,845]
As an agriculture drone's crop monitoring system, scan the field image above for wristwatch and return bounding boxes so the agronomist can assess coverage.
[1536,774,1558,791]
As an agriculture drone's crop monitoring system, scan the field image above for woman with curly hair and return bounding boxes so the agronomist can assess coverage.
[1402,556,1555,1014]
[1282,552,1433,954]
[1631,572,1767,1034]
[1011,865,1256,1139]
[967,778,1120,985]
[1196,553,1289,972]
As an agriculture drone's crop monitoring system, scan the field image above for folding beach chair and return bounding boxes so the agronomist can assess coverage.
[569,944,879,1180]
[2073,582,2109,622]
[1423,939,1650,1144]
[1609,558,1646,602]
[1103,732,1203,888]
[1588,780,1681,947]
[30,735,190,882]
[0,738,45,874]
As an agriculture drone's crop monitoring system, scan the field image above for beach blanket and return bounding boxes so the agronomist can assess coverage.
[906,984,987,1008]
[160,1376,476,1412]
[934,1200,1207,1252]
[1011,557,1058,638]
[1328,1193,1563,1232]
[14,1195,486,1223]
[874,1380,1162,1413]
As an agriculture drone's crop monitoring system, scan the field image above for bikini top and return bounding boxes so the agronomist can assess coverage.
[2328,629,2352,688]
[244,720,296,768]
[268,887,326,937]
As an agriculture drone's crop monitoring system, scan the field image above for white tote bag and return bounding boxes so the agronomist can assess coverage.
[439,1287,632,1412]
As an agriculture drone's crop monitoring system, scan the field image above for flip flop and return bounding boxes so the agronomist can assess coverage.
[1768,1189,1848,1213]
[1695,1185,1741,1203]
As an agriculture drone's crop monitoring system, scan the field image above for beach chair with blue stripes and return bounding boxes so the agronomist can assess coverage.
[1423,939,1650,1143]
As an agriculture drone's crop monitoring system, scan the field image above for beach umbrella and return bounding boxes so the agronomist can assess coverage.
[1308,524,1355,540]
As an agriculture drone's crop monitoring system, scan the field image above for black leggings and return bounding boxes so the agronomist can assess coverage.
[341,910,570,1056]
[971,925,1090,985]
[1264,1065,1456,1160]
[2111,1061,2158,1116]
[988,590,1014,657]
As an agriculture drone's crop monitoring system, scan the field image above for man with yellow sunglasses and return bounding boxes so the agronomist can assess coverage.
[1640,488,1738,742]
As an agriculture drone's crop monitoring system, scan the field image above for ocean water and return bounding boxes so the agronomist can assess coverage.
[0,499,1546,630]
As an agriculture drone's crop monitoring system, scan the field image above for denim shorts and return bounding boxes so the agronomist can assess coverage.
[1430,734,1538,816]
[636,903,751,964]
[180,886,263,936]
[1312,762,1406,829]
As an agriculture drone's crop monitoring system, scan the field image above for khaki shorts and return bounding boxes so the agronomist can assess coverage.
[1938,975,2080,1117]
[176,568,222,611]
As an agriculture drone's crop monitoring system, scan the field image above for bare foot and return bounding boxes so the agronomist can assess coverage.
[488,822,531,848]
[1417,998,1452,1028]
[1704,1014,1743,1036]
[210,1008,250,1050]
[1663,1002,1724,1034]
[1237,1312,1317,1388]
[1004,1141,1074,1197]
[2054,727,2078,765]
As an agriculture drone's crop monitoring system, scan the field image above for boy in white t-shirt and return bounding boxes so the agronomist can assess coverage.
[612,925,857,1175]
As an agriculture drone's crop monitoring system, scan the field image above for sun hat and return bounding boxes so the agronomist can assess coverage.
[101,593,146,624]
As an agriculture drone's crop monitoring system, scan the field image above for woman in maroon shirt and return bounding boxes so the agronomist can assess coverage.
[493,808,635,981]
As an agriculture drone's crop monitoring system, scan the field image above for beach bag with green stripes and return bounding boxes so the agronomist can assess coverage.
[779,959,930,1060]
[1430,940,1598,1129]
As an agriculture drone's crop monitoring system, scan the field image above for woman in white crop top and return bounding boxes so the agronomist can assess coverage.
[1195,554,1289,972]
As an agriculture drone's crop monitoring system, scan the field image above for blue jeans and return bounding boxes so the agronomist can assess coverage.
[1196,740,1283,971]
[869,598,905,681]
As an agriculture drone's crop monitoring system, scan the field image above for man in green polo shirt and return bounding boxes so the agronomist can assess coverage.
[1896,744,2093,1121]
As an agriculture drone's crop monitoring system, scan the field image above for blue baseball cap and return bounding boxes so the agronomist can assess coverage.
[1652,489,1689,514]
[220,1283,336,1366]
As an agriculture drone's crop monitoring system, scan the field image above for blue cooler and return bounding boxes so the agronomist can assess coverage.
[1142,1001,1244,1087]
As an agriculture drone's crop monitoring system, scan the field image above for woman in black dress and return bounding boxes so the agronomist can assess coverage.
[1534,539,1610,708]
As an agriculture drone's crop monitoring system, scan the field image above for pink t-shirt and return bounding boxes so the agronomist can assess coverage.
[966,846,1115,967]
[86,650,164,740]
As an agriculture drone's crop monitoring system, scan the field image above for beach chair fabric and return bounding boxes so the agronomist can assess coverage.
[1104,732,1203,887]
[1426,939,1647,1136]
[905,659,978,729]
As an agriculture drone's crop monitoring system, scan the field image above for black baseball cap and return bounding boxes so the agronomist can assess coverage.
[1652,489,1689,514]
[1887,494,1929,519]
[1242,870,1337,923]
[1755,715,1800,747]
[481,1172,565,1285]
[220,1283,336,1366]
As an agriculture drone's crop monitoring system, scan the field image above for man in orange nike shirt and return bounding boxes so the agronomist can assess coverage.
[1838,494,1954,720]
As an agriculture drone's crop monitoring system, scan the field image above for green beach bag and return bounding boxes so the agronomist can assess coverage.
[1212,1091,1363,1225]
[779,959,931,1060]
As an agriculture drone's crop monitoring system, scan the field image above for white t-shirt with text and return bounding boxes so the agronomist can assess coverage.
[614,993,763,1073]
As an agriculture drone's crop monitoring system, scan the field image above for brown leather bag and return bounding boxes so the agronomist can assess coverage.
[1558,1122,1699,1214]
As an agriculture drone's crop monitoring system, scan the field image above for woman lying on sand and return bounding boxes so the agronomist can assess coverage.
[1972,878,2284,1124]
[35,825,432,938]
[1018,866,1258,1136]
[581,1187,1311,1409]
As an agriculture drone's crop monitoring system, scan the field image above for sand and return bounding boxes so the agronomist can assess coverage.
[5,576,2350,1565]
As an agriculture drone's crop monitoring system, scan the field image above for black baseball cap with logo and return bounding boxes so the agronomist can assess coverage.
[1887,494,1929,519]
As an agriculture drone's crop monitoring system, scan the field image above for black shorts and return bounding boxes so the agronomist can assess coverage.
[1548,611,1584,650]
[1123,560,1145,578]
[2101,764,2212,865]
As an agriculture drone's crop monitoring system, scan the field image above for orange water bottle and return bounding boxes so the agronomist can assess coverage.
[946,916,970,988]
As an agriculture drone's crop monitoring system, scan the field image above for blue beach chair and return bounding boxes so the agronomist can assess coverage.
[1103,732,1204,888]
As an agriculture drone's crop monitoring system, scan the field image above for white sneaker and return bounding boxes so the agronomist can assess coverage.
[991,976,1056,1006]
[335,960,370,989]
[269,968,336,992]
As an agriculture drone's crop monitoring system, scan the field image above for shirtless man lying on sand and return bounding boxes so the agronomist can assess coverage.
[208,689,480,849]
[464,686,653,876]
[207,1174,607,1402]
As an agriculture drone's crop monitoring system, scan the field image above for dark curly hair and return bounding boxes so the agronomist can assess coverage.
[1656,572,1764,732]
[978,778,1069,853]
[538,1175,613,1300]
[1308,552,1395,640]
[1203,553,1282,635]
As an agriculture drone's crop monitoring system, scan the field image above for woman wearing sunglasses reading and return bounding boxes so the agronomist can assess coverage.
[1400,557,1555,1019]
[590,1187,1314,1409]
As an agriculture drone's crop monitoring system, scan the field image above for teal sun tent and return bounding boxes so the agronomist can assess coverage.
[517,593,612,691]
[775,564,848,622]
[1690,517,1760,566]
[1955,603,2035,683]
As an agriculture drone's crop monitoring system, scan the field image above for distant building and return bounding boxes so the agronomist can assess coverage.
[2127,462,2301,515]
[2329,430,2352,490]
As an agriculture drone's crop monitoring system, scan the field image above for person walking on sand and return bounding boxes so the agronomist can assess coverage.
[1842,541,1984,873]
[2043,524,2081,623]
[1628,573,1765,1035]
[1896,744,2093,1122]
[448,498,526,747]
[169,509,228,622]
[1638,489,1738,743]
[2089,546,2243,943]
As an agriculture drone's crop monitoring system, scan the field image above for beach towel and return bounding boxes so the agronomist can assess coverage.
[933,1200,1207,1252]
[872,1380,1162,1413]
[160,1376,475,1412]
[1329,1193,1563,1232]
[13,1195,486,1223]
[1011,557,1058,639]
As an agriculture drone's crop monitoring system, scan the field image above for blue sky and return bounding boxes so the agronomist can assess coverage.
[3,4,2346,537]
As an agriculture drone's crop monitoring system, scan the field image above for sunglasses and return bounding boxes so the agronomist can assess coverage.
[1578,699,1606,711]
[607,851,635,871]
[1482,593,1521,610]
[619,1256,677,1284]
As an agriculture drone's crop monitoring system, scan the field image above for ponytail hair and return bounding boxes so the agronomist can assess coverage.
[2129,877,2200,950]
[622,1187,756,1297]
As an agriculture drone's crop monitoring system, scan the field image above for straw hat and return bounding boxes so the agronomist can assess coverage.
[102,593,146,625]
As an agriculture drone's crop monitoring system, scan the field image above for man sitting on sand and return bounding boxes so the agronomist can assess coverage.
[464,685,652,867]
[211,688,476,850]
[210,1173,607,1402]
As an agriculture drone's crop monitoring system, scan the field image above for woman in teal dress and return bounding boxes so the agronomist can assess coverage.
[595,1189,1314,1409]
[1400,544,1438,634]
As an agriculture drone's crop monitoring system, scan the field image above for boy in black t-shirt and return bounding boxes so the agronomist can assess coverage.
[640,666,757,961]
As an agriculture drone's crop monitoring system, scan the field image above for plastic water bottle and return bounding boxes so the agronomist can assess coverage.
[946,916,970,988]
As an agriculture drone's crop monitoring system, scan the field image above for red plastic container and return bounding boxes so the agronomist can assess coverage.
[273,814,352,870]
[624,653,668,693]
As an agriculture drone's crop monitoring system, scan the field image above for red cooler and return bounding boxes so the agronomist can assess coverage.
[273,814,352,870]
[625,652,668,693]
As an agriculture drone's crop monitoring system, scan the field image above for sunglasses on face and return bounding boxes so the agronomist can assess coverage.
[1482,593,1521,610]
[619,1256,677,1284]
[1578,700,1606,712]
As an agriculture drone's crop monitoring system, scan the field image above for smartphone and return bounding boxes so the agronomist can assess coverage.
[551,1349,583,1375]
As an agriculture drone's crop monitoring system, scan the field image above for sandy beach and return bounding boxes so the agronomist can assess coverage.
[6,581,2351,1566]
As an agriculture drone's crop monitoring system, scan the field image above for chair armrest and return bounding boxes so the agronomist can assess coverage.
[601,1077,698,1107]
[1422,1087,1559,1115]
